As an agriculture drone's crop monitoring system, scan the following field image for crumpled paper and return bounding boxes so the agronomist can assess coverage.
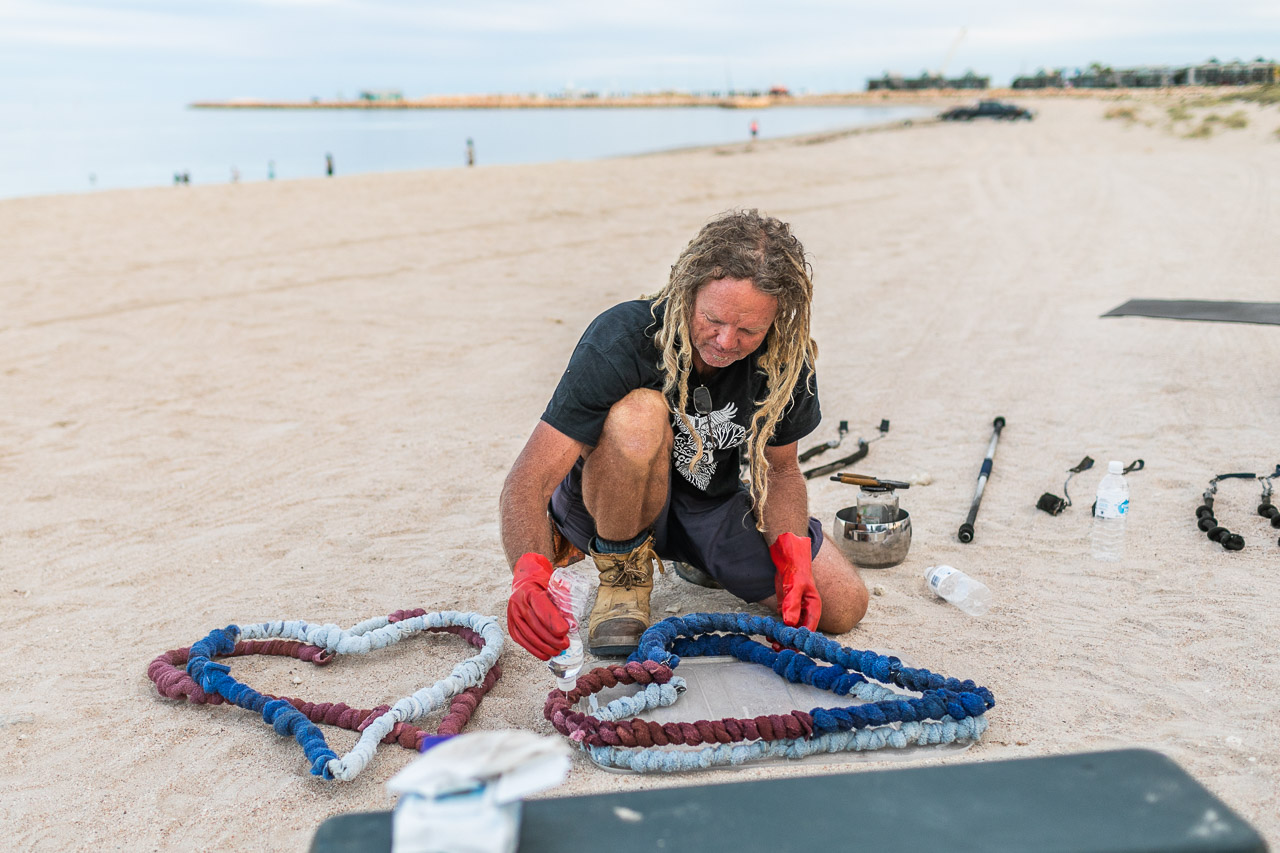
[386,731,571,853]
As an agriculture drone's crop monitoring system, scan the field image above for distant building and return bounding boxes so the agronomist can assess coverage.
[1012,69,1067,89]
[1016,59,1278,89]
[1121,66,1178,87]
[358,89,404,102]
[1186,59,1279,86]
[1073,65,1182,88]
[869,72,941,91]
[949,71,990,90]
[867,70,989,91]
[768,85,791,96]
[1072,66,1120,88]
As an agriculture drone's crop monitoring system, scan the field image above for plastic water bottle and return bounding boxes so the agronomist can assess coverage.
[923,565,992,616]
[1091,460,1130,561]
[546,565,598,690]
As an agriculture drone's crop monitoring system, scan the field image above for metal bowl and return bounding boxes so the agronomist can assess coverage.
[834,506,912,569]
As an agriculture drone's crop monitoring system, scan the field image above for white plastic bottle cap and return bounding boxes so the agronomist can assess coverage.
[1108,461,1123,474]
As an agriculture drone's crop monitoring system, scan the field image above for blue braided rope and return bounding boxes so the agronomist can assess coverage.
[187,626,340,778]
[586,672,904,724]
[185,610,504,781]
[630,613,994,735]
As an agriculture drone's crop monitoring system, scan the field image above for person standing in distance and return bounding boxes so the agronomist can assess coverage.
[500,210,869,660]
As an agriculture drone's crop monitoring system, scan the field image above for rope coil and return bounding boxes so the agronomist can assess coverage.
[544,613,994,772]
[149,608,503,781]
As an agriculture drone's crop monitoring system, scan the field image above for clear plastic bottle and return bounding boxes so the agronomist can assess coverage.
[1091,460,1130,562]
[923,565,992,616]
[546,565,598,690]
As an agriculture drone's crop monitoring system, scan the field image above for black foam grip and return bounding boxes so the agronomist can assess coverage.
[1037,493,1066,515]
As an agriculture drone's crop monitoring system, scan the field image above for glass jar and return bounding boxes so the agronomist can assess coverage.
[855,487,899,525]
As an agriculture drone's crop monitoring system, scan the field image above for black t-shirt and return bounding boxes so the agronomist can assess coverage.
[541,299,821,499]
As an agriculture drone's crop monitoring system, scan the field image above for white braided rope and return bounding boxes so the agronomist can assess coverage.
[240,610,503,781]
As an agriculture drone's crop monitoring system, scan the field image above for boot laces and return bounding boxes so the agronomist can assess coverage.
[600,542,659,589]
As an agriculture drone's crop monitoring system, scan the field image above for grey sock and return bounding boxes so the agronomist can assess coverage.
[593,530,649,554]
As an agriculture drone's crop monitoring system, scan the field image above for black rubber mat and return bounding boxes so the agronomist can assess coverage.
[311,749,1265,853]
[1103,299,1280,325]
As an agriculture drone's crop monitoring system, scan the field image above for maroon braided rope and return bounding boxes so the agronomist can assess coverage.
[280,656,502,749]
[148,639,332,705]
[148,612,501,750]
[543,660,814,749]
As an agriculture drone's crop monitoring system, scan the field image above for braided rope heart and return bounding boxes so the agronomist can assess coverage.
[156,609,502,781]
[148,616,498,751]
[544,613,994,772]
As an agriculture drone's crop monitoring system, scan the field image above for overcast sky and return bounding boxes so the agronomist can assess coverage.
[3,0,1278,106]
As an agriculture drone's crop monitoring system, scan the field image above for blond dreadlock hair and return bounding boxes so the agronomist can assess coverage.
[650,209,818,532]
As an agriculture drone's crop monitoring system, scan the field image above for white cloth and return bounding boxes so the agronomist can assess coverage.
[387,731,570,853]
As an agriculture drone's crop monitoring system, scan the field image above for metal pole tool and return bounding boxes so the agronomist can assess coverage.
[958,416,1006,543]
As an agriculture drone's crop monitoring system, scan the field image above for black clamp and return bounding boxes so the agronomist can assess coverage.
[1258,465,1280,547]
[803,419,889,480]
[1036,456,1094,516]
[1257,464,1280,521]
[799,420,848,463]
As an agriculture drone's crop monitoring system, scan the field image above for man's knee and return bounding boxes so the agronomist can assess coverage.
[813,539,869,634]
[818,589,868,635]
[598,389,672,463]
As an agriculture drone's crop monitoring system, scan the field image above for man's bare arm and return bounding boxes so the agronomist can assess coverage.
[761,441,810,545]
[763,440,870,633]
[499,421,587,569]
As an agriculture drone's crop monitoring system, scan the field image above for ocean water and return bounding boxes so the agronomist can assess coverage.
[0,101,930,200]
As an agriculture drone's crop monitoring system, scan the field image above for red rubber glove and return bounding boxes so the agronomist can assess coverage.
[507,553,570,660]
[769,532,822,631]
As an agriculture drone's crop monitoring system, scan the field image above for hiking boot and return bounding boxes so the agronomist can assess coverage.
[587,535,664,656]
[672,561,723,590]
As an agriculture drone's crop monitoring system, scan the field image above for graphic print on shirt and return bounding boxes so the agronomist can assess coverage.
[672,402,748,490]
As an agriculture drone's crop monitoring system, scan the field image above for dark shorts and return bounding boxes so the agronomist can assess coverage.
[550,459,823,603]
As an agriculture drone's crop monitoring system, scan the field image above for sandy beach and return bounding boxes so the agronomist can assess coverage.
[2,94,1278,850]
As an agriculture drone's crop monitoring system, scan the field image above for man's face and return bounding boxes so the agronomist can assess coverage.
[689,277,778,372]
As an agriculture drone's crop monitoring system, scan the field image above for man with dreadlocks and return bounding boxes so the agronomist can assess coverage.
[501,209,869,659]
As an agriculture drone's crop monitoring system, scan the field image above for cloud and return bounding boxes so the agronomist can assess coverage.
[0,1,259,54]
[0,0,1276,96]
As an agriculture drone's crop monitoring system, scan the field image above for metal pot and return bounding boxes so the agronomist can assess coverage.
[834,505,912,569]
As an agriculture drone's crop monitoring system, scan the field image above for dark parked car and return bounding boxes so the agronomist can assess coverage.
[939,100,1034,121]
